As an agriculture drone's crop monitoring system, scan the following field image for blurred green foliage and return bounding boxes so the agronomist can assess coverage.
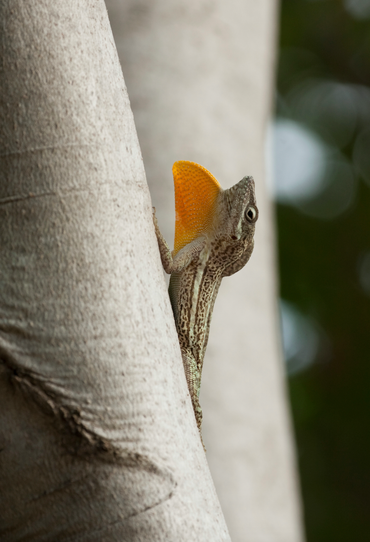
[277,1,370,540]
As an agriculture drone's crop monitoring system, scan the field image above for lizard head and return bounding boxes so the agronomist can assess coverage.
[219,176,258,243]
[171,161,258,252]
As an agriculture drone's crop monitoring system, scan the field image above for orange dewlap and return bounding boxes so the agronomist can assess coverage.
[173,161,222,255]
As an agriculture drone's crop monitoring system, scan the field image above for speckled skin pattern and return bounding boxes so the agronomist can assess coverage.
[153,174,258,446]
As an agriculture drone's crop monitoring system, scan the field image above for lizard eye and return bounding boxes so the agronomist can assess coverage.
[245,206,257,222]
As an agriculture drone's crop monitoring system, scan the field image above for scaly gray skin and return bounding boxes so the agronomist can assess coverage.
[153,176,258,445]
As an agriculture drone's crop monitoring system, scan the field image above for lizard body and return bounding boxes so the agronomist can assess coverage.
[153,161,258,444]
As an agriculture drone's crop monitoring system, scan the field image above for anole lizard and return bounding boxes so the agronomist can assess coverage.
[153,161,258,446]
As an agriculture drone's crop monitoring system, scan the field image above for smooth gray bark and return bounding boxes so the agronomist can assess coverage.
[105,1,305,541]
[0,1,230,540]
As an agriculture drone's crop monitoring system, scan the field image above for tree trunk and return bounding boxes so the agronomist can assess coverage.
[105,1,305,541]
[0,1,230,540]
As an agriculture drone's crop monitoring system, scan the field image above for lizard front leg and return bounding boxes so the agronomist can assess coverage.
[152,208,176,273]
[153,208,205,273]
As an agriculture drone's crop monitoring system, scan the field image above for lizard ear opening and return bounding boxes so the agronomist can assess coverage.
[173,161,222,255]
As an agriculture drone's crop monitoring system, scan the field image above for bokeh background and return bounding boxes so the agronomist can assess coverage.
[274,1,370,540]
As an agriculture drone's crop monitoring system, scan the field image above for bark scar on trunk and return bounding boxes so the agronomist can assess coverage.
[0,351,177,501]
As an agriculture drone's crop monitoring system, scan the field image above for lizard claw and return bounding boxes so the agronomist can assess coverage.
[152,208,159,230]
[152,206,157,221]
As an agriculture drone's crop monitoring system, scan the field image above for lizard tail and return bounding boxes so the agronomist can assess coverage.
[182,349,206,451]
